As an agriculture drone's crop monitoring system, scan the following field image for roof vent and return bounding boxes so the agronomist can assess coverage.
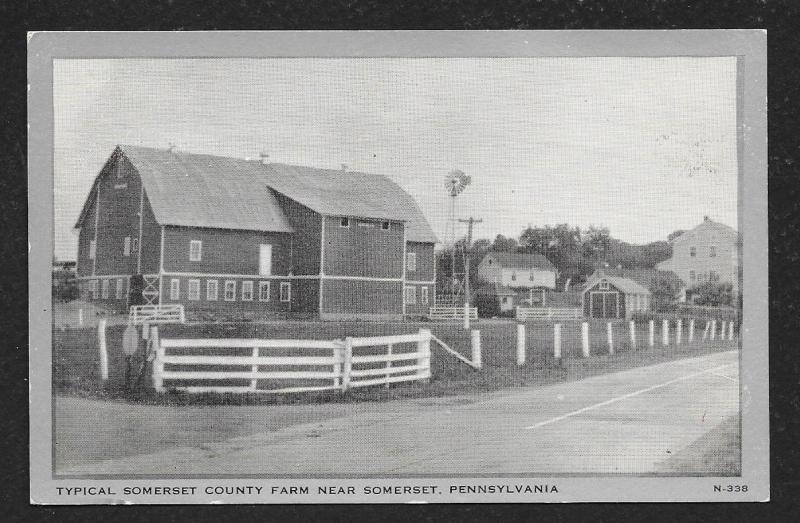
[704,215,710,221]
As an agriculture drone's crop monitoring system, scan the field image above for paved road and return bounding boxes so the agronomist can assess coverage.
[59,350,738,476]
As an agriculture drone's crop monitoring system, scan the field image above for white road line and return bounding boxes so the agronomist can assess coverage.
[524,363,736,430]
[708,371,738,383]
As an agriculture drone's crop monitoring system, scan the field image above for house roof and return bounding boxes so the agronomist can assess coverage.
[584,274,651,295]
[592,268,685,291]
[482,251,556,271]
[76,146,437,243]
[669,217,738,244]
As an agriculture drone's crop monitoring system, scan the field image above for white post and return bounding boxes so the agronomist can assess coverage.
[720,321,727,340]
[463,302,470,330]
[385,343,393,388]
[515,306,520,322]
[702,320,710,340]
[333,342,343,389]
[554,323,562,359]
[629,320,636,350]
[581,322,590,358]
[648,320,655,348]
[417,329,432,381]
[343,337,353,390]
[662,319,669,346]
[728,321,735,340]
[471,329,482,369]
[676,319,683,345]
[689,319,695,343]
[151,326,164,392]
[607,322,614,355]
[97,319,109,382]
[710,320,717,340]
[250,347,259,391]
[78,307,83,327]
[516,323,526,366]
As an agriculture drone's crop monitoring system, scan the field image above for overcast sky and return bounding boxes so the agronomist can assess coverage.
[53,57,738,261]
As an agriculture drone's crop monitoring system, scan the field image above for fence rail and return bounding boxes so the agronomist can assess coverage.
[516,306,582,321]
[428,306,478,321]
[129,304,185,325]
[151,328,431,394]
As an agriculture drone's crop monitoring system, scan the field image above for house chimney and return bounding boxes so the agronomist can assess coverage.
[704,215,710,221]
[259,152,269,164]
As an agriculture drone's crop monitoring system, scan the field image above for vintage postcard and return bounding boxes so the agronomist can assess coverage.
[29,30,768,503]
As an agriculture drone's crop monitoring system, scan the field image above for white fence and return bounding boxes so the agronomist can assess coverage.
[428,306,478,321]
[151,328,431,394]
[129,304,185,325]
[516,306,582,321]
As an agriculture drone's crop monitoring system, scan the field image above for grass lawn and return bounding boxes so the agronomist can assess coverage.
[654,414,741,475]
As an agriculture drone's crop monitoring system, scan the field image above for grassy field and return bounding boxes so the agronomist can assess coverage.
[53,317,738,405]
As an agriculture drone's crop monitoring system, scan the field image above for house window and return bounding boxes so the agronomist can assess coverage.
[382,221,390,230]
[132,238,138,254]
[259,281,271,302]
[529,272,535,281]
[689,246,696,257]
[280,282,291,302]
[89,240,96,260]
[709,270,719,282]
[404,285,417,305]
[689,270,696,282]
[115,277,124,300]
[407,252,417,272]
[241,280,254,301]
[420,287,429,305]
[187,279,201,300]
[340,217,350,228]
[123,237,131,257]
[224,280,236,301]
[709,246,717,257]
[90,280,98,299]
[511,272,517,281]
[170,279,180,300]
[598,281,610,290]
[206,280,218,301]
[101,279,109,299]
[189,240,202,261]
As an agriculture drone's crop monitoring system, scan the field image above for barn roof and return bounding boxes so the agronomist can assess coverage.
[482,251,556,271]
[76,146,437,242]
[584,274,651,295]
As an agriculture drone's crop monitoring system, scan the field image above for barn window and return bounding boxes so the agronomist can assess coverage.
[709,246,717,257]
[381,221,390,230]
[189,240,202,261]
[115,277,124,300]
[170,279,180,300]
[224,280,236,301]
[101,279,110,299]
[259,281,271,302]
[188,279,201,300]
[241,281,254,301]
[116,161,125,178]
[598,281,610,290]
[90,280,98,299]
[340,217,350,228]
[280,282,291,302]
[420,287,429,305]
[404,285,416,305]
[689,246,696,257]
[207,280,218,301]
[407,252,417,272]
[89,240,96,260]
[123,237,131,257]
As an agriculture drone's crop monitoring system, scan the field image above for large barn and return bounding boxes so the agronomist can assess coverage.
[74,145,437,320]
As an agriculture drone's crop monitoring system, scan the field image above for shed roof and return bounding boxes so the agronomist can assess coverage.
[584,275,651,295]
[592,268,685,291]
[481,251,556,271]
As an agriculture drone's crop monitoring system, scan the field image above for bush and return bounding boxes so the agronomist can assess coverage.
[53,269,79,302]
[690,282,734,307]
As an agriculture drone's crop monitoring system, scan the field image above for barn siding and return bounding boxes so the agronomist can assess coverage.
[76,199,96,277]
[403,283,434,316]
[323,217,404,278]
[138,191,160,274]
[321,279,403,318]
[273,194,322,276]
[161,226,292,275]
[291,279,321,314]
[405,241,435,282]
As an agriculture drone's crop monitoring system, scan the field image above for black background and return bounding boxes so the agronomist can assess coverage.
[2,0,799,520]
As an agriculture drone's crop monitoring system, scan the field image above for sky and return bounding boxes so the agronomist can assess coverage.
[53,57,738,261]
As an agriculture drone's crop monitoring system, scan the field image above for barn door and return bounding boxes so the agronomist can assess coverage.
[259,244,272,275]
[591,292,604,318]
[604,293,618,318]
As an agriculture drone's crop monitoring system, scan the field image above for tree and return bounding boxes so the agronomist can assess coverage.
[649,274,682,311]
[667,229,686,242]
[490,234,517,252]
[690,282,734,307]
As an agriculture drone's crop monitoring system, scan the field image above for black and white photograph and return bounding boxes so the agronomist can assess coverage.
[28,30,768,503]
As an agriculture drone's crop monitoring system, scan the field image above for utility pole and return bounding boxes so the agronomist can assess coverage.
[458,217,482,329]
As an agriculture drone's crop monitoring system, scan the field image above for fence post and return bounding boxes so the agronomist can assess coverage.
[607,322,614,355]
[342,337,353,390]
[418,329,432,381]
[581,322,590,358]
[516,323,526,366]
[728,321,735,340]
[689,319,695,343]
[648,320,655,348]
[97,319,109,382]
[710,320,717,340]
[720,321,727,340]
[702,320,710,340]
[629,320,636,350]
[463,302,470,330]
[333,341,343,390]
[151,326,164,392]
[662,319,669,346]
[515,306,520,321]
[554,323,562,359]
[471,329,482,369]
[250,347,259,391]
[78,307,83,327]
[676,319,683,345]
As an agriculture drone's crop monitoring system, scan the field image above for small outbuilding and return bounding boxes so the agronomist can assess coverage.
[582,273,651,320]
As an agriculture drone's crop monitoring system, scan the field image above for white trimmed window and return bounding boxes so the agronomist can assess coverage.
[259,281,271,302]
[689,270,696,282]
[206,280,218,301]
[115,277,124,300]
[407,252,417,272]
[123,236,131,257]
[132,237,138,254]
[89,240,96,260]
[90,280,98,299]
[598,281,610,290]
[340,217,350,228]
[382,221,390,230]
[709,245,717,257]
[280,282,291,302]
[241,280,254,301]
[224,280,236,301]
[689,246,696,257]
[188,279,201,301]
[170,278,180,300]
[404,285,416,305]
[421,286,429,305]
[101,279,110,299]
[189,240,202,261]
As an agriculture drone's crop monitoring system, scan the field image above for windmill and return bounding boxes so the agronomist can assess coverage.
[443,169,472,302]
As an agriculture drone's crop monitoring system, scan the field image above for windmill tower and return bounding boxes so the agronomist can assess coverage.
[443,169,472,303]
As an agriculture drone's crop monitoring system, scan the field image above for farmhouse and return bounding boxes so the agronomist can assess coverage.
[476,252,558,314]
[581,272,651,320]
[74,145,437,320]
